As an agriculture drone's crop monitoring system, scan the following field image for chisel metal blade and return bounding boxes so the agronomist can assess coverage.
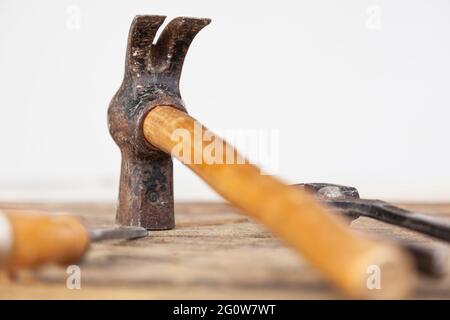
[88,226,148,242]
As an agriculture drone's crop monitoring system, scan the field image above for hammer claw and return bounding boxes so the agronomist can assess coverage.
[126,15,166,75]
[152,17,211,77]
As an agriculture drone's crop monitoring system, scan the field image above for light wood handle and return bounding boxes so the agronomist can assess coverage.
[143,106,416,298]
[0,210,90,271]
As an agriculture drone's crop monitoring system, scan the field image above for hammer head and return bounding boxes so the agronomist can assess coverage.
[108,15,210,230]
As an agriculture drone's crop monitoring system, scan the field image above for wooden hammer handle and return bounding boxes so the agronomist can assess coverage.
[0,210,90,271]
[144,106,416,298]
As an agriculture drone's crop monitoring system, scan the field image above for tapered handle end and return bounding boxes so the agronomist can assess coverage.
[1,210,90,271]
[342,242,416,299]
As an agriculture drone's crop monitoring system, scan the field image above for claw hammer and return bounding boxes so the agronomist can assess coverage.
[108,15,416,298]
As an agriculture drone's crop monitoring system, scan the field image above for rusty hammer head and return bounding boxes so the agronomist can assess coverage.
[108,15,210,230]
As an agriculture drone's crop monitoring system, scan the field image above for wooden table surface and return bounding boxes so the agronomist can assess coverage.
[0,202,449,299]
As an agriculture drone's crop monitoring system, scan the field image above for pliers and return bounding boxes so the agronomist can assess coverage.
[295,183,450,277]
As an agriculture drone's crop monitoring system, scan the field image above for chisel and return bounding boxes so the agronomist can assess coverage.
[0,209,148,271]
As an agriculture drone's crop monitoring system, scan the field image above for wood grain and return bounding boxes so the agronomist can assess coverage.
[0,202,448,299]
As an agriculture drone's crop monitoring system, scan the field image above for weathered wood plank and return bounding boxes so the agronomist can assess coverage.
[0,202,448,299]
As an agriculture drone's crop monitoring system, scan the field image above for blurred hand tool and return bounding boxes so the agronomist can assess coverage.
[0,210,147,271]
[295,183,450,242]
[108,15,416,298]
[295,183,449,277]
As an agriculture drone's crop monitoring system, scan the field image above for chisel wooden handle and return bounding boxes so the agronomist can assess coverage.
[0,210,90,271]
[143,106,416,298]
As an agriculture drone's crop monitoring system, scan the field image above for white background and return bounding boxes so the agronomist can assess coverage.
[0,0,449,202]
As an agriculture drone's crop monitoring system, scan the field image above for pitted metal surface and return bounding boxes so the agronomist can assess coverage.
[108,16,210,229]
